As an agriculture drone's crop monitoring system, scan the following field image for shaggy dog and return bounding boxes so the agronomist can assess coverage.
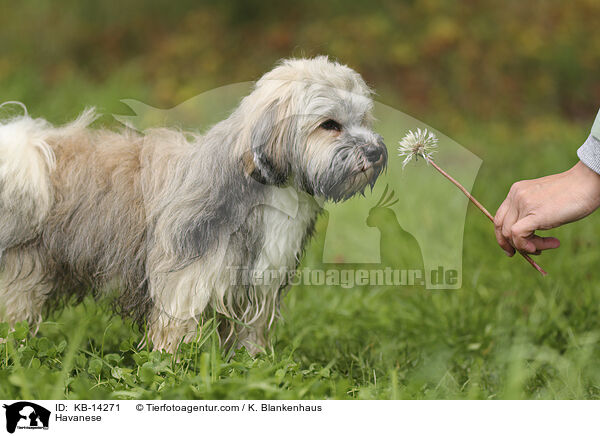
[0,57,387,353]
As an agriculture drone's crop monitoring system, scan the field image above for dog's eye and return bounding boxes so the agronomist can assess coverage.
[319,119,342,132]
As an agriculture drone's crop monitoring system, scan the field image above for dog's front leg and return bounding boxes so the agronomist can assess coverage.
[146,260,213,354]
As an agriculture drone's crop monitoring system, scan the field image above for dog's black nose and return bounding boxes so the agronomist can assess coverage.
[363,144,383,163]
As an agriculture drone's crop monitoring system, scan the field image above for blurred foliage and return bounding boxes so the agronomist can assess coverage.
[1,0,599,124]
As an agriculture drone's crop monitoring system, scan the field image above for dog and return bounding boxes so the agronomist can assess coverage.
[0,57,387,354]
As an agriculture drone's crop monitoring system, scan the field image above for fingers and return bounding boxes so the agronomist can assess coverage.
[495,194,561,256]
[494,198,515,256]
[528,235,560,252]
[501,206,519,247]
[510,215,561,253]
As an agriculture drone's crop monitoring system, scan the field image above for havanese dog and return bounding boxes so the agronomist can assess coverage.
[0,57,387,354]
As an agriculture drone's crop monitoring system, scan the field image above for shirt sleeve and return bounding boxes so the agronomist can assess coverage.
[577,109,600,175]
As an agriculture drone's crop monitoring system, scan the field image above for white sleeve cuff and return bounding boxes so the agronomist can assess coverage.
[577,134,600,175]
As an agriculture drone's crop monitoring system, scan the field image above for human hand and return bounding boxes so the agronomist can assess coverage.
[494,161,600,256]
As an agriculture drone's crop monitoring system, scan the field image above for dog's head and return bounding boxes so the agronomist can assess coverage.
[239,56,387,201]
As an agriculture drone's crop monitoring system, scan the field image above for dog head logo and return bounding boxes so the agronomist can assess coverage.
[2,402,50,434]
[115,58,485,293]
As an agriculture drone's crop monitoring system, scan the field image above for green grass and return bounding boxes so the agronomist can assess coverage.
[1,113,600,400]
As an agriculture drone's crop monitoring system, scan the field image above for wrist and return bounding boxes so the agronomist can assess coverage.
[571,161,600,213]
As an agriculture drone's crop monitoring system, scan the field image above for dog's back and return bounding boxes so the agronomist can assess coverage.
[44,125,146,279]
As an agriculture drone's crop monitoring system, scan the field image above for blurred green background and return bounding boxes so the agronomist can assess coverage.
[1,0,600,399]
[2,0,599,125]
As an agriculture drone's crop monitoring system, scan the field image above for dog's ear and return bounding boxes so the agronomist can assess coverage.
[246,102,290,185]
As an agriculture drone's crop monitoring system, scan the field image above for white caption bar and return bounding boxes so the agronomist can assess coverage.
[0,400,595,435]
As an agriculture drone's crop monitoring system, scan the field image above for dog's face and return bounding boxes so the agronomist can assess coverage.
[295,86,387,201]
[242,57,387,201]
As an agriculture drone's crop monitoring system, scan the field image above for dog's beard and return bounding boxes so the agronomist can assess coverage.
[302,141,387,202]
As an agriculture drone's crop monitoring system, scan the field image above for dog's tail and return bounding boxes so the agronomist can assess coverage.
[0,102,95,250]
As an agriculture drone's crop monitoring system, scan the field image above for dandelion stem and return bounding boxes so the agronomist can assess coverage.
[428,159,547,276]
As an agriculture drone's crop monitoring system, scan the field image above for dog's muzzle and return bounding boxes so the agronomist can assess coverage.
[340,137,388,200]
[358,135,388,176]
[311,134,388,201]
[360,142,387,169]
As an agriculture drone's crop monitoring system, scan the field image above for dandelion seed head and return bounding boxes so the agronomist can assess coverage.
[397,128,439,169]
